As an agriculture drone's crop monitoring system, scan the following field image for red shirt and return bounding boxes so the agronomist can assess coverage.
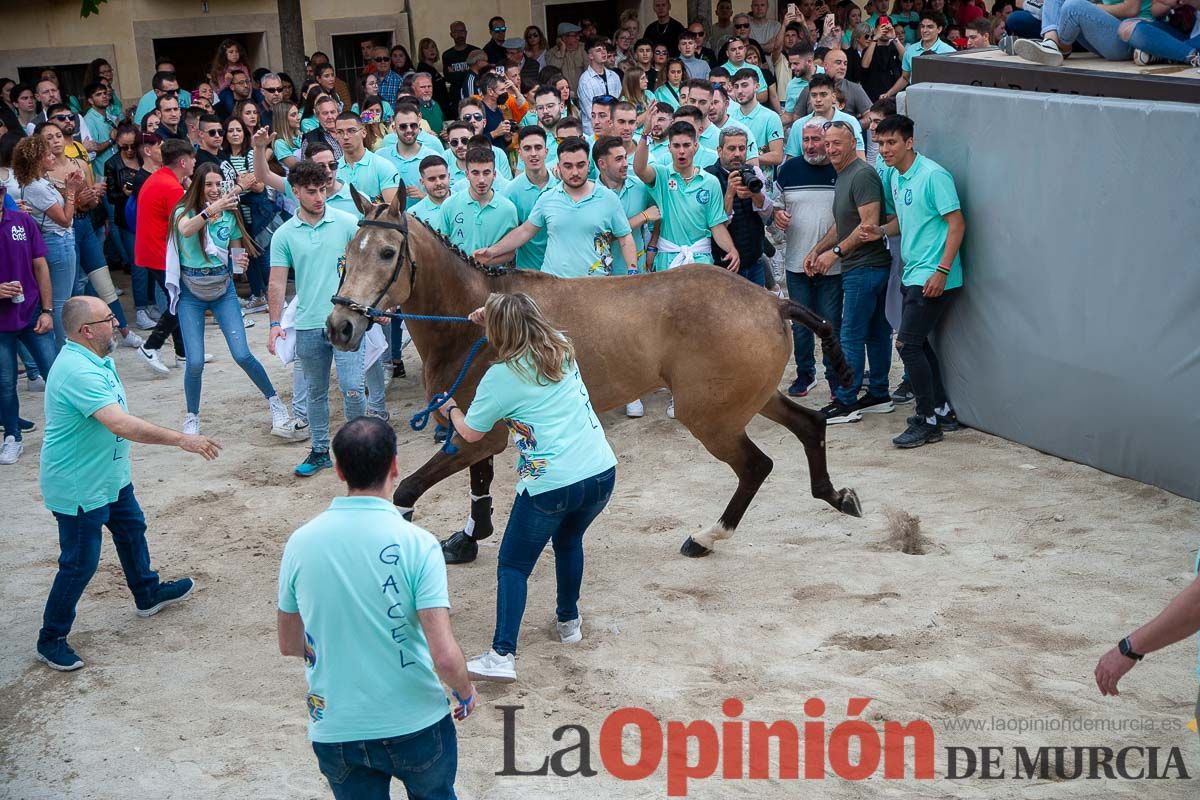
[134,167,185,271]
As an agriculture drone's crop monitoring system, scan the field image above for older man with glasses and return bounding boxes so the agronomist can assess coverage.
[370,47,403,106]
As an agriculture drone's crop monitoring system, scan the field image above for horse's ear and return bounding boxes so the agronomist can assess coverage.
[350,183,372,217]
[388,178,406,218]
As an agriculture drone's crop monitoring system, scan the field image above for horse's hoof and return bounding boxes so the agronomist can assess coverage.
[839,488,863,518]
[441,531,478,564]
[680,536,713,558]
[400,509,414,522]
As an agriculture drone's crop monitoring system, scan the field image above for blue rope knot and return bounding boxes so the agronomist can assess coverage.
[408,335,489,455]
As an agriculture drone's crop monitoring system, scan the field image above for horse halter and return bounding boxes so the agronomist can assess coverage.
[330,212,418,325]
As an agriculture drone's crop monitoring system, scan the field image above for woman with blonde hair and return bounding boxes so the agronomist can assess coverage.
[438,292,617,683]
[269,101,302,169]
[523,25,549,67]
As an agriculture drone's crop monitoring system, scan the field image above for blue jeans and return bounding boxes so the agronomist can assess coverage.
[38,483,160,646]
[43,230,77,351]
[364,359,388,415]
[835,266,893,406]
[1006,9,1043,38]
[1126,19,1200,62]
[295,327,367,452]
[0,318,56,440]
[1052,0,1132,59]
[785,271,843,387]
[312,714,457,800]
[72,217,128,330]
[492,467,616,656]
[739,257,766,287]
[176,279,276,415]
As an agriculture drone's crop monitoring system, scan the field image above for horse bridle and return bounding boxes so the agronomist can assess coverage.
[330,212,417,326]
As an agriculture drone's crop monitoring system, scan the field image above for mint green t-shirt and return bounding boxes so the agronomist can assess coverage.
[278,496,451,743]
[728,103,784,171]
[613,174,654,274]
[300,116,320,134]
[653,83,683,110]
[337,149,400,203]
[647,163,727,271]
[887,154,964,290]
[173,208,236,268]
[410,196,448,230]
[40,342,132,514]
[379,144,444,208]
[720,61,768,93]
[270,206,360,330]
[84,108,115,177]
[529,183,631,278]
[901,38,957,74]
[465,357,617,495]
[502,173,557,270]
[437,190,519,254]
[273,136,302,163]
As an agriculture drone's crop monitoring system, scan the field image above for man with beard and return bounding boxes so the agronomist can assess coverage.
[501,127,558,270]
[436,146,518,255]
[410,155,452,229]
[382,104,444,208]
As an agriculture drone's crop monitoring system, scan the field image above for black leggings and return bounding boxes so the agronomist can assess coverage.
[896,284,958,418]
[142,268,185,357]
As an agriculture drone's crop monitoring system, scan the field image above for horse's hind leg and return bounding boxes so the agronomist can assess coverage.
[758,391,862,517]
[681,431,774,558]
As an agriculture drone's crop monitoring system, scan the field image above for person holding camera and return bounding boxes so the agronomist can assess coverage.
[706,127,774,287]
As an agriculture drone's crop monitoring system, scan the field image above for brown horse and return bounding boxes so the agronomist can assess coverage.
[327,189,862,560]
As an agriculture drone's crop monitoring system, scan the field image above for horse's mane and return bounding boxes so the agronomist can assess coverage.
[409,215,509,278]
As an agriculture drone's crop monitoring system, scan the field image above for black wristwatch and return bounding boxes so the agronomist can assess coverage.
[832,244,844,257]
[41,307,52,315]
[1119,636,1144,662]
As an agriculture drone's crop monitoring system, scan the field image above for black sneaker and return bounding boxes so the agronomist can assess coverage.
[936,409,962,431]
[19,417,36,432]
[36,638,84,671]
[854,393,895,414]
[891,380,914,404]
[787,375,817,397]
[893,415,943,448]
[821,401,863,425]
[136,577,195,617]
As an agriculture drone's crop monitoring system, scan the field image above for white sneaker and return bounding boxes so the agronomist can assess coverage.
[269,396,307,440]
[176,353,214,368]
[625,399,644,418]
[121,330,144,349]
[0,436,23,465]
[26,376,46,392]
[241,313,255,328]
[182,413,200,435]
[137,346,170,376]
[666,397,676,419]
[556,616,583,644]
[467,649,517,683]
[135,309,157,330]
[1014,38,1064,66]
[147,306,163,321]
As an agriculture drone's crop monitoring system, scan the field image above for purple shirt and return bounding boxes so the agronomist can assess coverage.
[0,210,48,332]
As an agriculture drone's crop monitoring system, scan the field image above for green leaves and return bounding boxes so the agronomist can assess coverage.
[81,0,109,18]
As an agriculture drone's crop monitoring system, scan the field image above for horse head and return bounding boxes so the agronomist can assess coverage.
[327,183,416,351]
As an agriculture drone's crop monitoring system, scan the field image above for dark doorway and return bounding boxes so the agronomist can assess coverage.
[546,0,640,45]
[331,32,393,105]
[152,32,268,91]
[18,64,89,108]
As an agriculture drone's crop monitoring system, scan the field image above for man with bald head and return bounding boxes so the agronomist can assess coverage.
[35,296,220,672]
[792,48,872,118]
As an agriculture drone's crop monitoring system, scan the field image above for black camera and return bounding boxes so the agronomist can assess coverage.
[737,165,763,194]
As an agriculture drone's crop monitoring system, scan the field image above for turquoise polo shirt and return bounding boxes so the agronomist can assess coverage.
[410,196,448,230]
[278,496,451,743]
[728,103,784,166]
[612,174,654,274]
[84,108,115,177]
[502,173,558,270]
[273,136,302,163]
[651,145,718,170]
[697,123,722,153]
[134,89,191,124]
[448,147,513,187]
[785,110,864,156]
[270,206,360,330]
[528,183,631,278]
[437,190,519,254]
[281,180,360,218]
[886,154,964,290]
[337,149,399,203]
[465,357,617,496]
[653,84,683,110]
[41,342,132,514]
[380,144,444,208]
[902,39,957,74]
[517,136,558,173]
[785,77,809,113]
[720,61,769,93]
[173,208,237,268]
[646,163,727,271]
[380,131,446,154]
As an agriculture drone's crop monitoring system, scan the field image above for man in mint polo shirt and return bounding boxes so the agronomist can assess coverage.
[863,114,965,449]
[634,120,740,274]
[785,74,865,159]
[410,155,453,230]
[477,137,634,278]
[380,104,443,209]
[720,38,769,101]
[881,11,956,99]
[334,112,399,205]
[727,69,784,179]
[436,146,519,255]
[36,296,220,671]
[279,416,476,797]
[501,127,558,270]
[268,161,366,477]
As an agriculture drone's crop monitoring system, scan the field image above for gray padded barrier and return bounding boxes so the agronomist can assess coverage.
[902,83,1200,501]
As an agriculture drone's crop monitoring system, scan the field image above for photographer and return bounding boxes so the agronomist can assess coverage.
[706,127,774,286]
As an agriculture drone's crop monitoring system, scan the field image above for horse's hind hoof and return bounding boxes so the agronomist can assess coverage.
[839,488,863,518]
[680,536,713,558]
[441,531,478,564]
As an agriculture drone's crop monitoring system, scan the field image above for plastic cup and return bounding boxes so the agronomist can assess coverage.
[231,247,246,275]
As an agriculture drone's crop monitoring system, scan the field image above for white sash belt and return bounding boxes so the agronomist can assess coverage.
[656,236,712,269]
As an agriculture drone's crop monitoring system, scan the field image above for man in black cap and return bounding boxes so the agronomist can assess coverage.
[547,22,586,87]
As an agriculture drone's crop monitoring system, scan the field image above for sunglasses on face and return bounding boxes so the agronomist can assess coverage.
[262,85,283,93]
[448,137,469,146]
[51,115,72,122]
[374,57,390,62]
[203,129,223,137]
[735,22,751,28]
[118,144,137,151]
[492,26,507,32]
[314,161,337,171]
[461,113,484,122]
[394,122,419,130]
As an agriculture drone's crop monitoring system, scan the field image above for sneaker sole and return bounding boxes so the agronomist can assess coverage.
[37,652,84,671]
[295,463,331,477]
[825,412,863,424]
[891,396,914,404]
[272,427,310,441]
[1014,39,1064,66]
[467,667,517,683]
[136,582,195,617]
[559,631,583,644]
[859,401,895,414]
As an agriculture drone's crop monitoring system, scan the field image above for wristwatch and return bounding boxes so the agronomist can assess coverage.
[832,244,844,257]
[41,307,52,315]
[1118,636,1144,661]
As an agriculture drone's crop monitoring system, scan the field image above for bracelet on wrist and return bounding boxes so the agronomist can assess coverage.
[269,321,281,328]
[935,265,951,276]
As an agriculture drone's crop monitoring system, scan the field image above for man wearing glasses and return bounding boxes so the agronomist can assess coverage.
[453,100,513,185]
[36,295,220,671]
[216,71,265,122]
[333,112,399,205]
[34,79,94,148]
[371,47,403,106]
[484,16,510,66]
[194,114,239,186]
[381,104,443,209]
[258,72,287,109]
[577,39,624,136]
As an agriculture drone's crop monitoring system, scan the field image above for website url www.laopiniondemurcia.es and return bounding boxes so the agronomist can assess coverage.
[493,699,1193,796]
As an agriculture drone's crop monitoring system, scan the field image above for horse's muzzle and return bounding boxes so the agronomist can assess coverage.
[326,306,368,351]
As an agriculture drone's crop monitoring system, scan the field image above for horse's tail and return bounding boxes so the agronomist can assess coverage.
[782,300,853,388]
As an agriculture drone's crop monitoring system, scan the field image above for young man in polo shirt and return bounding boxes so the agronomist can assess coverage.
[381,104,443,209]
[501,127,558,270]
[436,147,518,256]
[785,74,865,161]
[334,113,399,205]
[410,156,453,229]
[477,136,634,278]
[882,12,956,99]
[267,161,367,477]
[727,69,785,177]
[863,114,965,448]
[720,38,770,103]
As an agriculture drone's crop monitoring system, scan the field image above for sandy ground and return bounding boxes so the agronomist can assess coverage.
[2,282,1199,800]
